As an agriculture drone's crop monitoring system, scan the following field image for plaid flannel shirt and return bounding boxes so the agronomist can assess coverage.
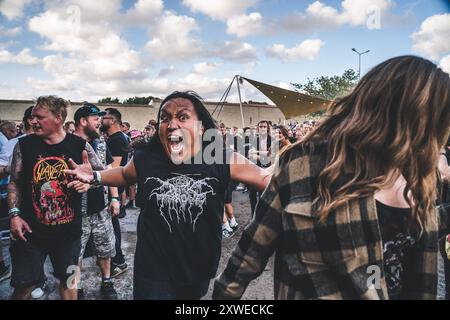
[213,139,443,300]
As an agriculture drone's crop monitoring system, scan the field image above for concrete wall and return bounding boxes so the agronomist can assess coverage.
[0,99,287,130]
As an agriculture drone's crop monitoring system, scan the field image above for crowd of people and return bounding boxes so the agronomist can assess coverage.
[0,55,449,300]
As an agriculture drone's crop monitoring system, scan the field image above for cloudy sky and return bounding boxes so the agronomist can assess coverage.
[0,0,449,103]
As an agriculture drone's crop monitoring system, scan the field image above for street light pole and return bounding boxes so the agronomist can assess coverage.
[351,48,370,80]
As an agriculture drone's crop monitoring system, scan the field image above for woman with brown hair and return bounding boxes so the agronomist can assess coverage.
[213,55,450,300]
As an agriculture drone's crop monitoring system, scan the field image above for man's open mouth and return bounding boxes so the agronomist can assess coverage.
[168,134,184,153]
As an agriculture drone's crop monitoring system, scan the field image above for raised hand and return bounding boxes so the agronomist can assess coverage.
[65,150,95,184]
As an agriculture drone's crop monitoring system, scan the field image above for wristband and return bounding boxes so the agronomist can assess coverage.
[8,207,21,218]
[111,197,120,202]
[92,171,102,186]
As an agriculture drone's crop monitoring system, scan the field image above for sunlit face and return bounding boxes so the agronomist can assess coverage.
[144,125,156,137]
[158,98,203,164]
[3,125,18,140]
[31,105,63,138]
[296,126,303,140]
[278,130,286,143]
[81,115,101,140]
[100,112,115,132]
[121,124,129,132]
[258,122,268,135]
[66,123,75,134]
[219,126,227,136]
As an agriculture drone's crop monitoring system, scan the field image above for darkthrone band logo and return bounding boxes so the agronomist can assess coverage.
[145,174,219,233]
[32,156,74,226]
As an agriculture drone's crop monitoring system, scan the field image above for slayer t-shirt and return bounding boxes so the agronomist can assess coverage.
[133,144,231,285]
[18,133,86,243]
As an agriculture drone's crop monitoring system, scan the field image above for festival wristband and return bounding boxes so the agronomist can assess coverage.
[8,208,21,218]
[92,171,102,186]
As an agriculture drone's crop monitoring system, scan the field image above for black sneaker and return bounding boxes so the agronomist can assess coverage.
[0,265,11,282]
[101,281,118,300]
[118,206,126,219]
[110,262,128,278]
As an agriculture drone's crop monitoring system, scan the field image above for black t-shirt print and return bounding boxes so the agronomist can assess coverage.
[18,133,85,243]
[133,145,231,285]
[376,200,417,299]
[106,131,130,167]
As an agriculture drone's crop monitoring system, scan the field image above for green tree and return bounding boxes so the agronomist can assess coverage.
[122,96,157,105]
[291,69,358,116]
[98,97,120,104]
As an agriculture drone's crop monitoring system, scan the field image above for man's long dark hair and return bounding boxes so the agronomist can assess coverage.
[137,91,218,151]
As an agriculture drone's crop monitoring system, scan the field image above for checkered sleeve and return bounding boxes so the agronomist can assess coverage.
[213,161,284,300]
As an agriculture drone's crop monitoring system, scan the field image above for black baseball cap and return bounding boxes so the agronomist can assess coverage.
[74,103,106,123]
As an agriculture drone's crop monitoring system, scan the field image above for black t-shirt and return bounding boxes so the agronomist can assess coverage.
[86,139,113,215]
[106,131,130,167]
[18,133,86,243]
[133,144,231,285]
[376,200,417,300]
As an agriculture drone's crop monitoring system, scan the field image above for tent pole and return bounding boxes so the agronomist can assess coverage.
[236,75,245,128]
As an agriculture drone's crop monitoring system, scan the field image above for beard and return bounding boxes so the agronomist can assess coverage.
[100,124,109,133]
[85,127,100,140]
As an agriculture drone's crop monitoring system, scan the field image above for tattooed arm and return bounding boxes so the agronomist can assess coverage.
[8,143,32,241]
[7,143,22,210]
[84,142,105,171]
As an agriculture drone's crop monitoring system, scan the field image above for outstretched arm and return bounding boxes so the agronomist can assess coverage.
[66,150,137,188]
[230,152,271,192]
[213,162,282,299]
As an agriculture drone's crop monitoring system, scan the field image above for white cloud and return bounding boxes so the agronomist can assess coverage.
[281,0,393,33]
[158,65,176,77]
[411,13,450,60]
[0,26,22,36]
[0,0,31,20]
[227,12,263,37]
[182,0,259,21]
[340,0,392,26]
[440,54,450,75]
[173,73,232,99]
[124,0,163,25]
[266,39,324,62]
[0,48,40,65]
[26,0,145,95]
[145,11,204,60]
[193,62,219,74]
[212,41,257,63]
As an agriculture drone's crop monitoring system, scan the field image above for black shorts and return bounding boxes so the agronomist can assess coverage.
[10,238,81,289]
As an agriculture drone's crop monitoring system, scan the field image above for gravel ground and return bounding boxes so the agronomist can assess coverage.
[1,189,446,300]
[0,190,274,300]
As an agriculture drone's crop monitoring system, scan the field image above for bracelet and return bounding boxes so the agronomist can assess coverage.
[111,197,120,202]
[92,171,102,186]
[8,207,21,218]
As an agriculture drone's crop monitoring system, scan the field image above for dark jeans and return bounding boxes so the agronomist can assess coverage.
[133,275,210,300]
[111,216,124,265]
